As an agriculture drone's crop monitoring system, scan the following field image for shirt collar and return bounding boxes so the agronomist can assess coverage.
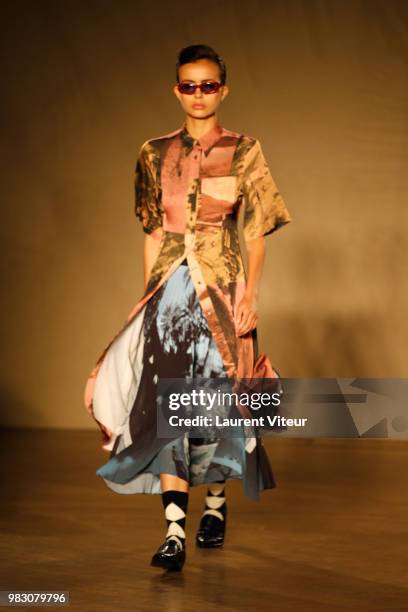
[180,121,223,156]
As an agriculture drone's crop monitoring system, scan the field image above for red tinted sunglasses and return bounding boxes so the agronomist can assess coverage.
[177,80,222,95]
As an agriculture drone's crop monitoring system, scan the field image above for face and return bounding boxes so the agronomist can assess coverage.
[173,58,229,120]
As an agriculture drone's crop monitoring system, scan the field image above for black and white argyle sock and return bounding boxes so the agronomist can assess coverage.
[200,480,226,522]
[161,490,189,549]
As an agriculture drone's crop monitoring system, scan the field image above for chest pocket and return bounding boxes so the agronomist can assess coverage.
[200,176,238,204]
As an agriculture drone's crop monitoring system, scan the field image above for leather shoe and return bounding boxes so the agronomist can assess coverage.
[150,537,186,571]
[196,511,227,548]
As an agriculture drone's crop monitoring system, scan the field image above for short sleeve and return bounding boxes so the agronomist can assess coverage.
[134,141,163,235]
[241,139,292,241]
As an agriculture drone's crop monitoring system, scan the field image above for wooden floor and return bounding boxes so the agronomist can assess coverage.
[0,429,407,611]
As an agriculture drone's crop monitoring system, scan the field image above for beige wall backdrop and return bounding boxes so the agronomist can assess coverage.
[1,0,407,429]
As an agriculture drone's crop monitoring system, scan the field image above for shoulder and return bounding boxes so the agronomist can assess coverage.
[222,128,261,152]
[134,130,177,170]
[226,130,262,168]
[139,128,182,154]
[218,127,257,148]
[136,130,181,169]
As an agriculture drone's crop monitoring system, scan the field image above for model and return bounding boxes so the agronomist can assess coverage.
[84,44,292,571]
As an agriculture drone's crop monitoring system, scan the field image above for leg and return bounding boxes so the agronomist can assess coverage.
[150,474,189,571]
[145,266,195,570]
[160,474,189,492]
[196,479,227,548]
[189,296,230,548]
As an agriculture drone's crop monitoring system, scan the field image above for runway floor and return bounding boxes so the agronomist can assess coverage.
[0,429,407,611]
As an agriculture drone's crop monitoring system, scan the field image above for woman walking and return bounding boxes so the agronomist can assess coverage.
[84,44,292,571]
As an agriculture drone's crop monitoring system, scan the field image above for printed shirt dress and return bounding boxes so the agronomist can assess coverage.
[83,121,292,500]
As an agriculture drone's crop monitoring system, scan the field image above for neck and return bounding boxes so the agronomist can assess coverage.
[184,114,219,139]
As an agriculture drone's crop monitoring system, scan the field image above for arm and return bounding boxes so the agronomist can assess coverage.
[236,235,265,336]
[236,138,292,336]
[143,228,163,290]
[134,141,164,288]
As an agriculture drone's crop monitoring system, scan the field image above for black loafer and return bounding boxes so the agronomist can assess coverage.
[196,512,227,548]
[150,537,186,571]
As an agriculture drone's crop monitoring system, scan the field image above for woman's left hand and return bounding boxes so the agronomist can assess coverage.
[236,294,258,336]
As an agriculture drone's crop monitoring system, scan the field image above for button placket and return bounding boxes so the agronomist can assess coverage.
[191,142,202,179]
[185,143,202,238]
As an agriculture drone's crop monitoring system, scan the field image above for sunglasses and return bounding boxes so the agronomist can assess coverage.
[177,80,222,95]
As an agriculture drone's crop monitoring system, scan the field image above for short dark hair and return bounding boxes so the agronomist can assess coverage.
[176,44,227,85]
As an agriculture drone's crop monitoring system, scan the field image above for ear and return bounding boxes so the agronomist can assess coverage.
[221,85,229,101]
[173,84,181,101]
